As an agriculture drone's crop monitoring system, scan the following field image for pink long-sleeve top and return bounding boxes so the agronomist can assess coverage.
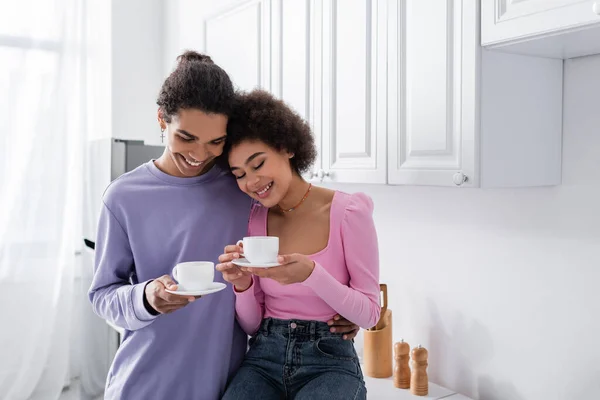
[234,191,381,335]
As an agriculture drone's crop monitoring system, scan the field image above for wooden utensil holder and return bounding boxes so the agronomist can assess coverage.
[363,309,393,378]
[375,284,388,330]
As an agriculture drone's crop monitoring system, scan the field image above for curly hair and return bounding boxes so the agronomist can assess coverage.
[157,50,234,122]
[226,90,317,174]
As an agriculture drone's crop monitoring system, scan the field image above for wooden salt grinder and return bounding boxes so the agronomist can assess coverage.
[393,339,410,389]
[410,345,428,396]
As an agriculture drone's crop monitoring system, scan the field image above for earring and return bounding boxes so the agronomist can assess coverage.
[160,128,166,143]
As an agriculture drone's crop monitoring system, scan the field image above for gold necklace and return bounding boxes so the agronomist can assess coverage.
[278,183,312,213]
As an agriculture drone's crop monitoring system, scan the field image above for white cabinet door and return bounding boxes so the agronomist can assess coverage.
[271,0,320,174]
[387,0,474,187]
[387,0,562,188]
[205,0,388,185]
[271,0,310,121]
[482,0,600,46]
[205,0,271,92]
[313,0,388,184]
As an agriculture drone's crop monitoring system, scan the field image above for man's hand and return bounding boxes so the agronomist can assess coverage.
[327,314,359,340]
[144,275,198,314]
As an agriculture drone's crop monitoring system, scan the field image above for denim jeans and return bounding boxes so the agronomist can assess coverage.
[222,318,366,400]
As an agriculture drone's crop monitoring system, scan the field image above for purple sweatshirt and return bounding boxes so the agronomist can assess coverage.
[88,161,252,400]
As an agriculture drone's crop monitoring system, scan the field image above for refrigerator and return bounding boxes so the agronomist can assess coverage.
[79,138,163,398]
[83,138,164,244]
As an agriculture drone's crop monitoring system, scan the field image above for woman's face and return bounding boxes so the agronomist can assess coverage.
[159,108,228,177]
[228,140,294,208]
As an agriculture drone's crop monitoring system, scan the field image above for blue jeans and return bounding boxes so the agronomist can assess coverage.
[223,318,366,400]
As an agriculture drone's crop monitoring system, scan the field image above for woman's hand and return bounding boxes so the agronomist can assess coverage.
[242,253,315,285]
[215,244,253,292]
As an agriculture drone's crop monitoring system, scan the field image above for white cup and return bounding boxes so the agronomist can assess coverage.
[237,236,279,264]
[172,261,214,291]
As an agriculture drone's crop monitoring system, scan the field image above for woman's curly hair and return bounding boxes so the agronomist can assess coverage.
[225,90,317,174]
[156,50,234,122]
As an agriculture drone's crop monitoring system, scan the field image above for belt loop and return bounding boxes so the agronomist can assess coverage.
[262,318,270,336]
[310,320,316,341]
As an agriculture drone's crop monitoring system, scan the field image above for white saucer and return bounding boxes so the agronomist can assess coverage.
[165,282,226,296]
[232,258,281,268]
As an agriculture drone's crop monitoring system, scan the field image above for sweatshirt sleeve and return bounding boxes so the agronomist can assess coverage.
[301,192,381,329]
[88,202,158,331]
[233,276,265,335]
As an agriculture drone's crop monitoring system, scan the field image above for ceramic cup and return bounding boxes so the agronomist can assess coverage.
[172,261,214,291]
[237,236,279,264]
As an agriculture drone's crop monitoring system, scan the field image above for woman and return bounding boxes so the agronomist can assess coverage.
[88,51,358,400]
[218,90,381,399]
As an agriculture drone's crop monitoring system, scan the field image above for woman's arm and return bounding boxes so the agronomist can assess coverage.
[229,202,266,335]
[234,276,265,335]
[301,193,381,329]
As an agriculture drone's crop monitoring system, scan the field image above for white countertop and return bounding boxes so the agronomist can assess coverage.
[364,375,472,399]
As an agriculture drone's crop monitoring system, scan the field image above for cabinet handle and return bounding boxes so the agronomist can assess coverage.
[452,172,468,186]
[316,169,330,182]
[594,2,600,15]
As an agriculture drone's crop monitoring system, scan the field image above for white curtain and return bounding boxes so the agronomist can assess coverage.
[0,0,86,398]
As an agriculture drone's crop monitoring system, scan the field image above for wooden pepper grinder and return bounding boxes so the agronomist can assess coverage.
[393,339,411,389]
[410,345,429,396]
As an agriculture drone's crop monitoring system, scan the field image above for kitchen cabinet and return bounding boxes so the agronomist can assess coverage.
[204,0,563,187]
[270,0,320,179]
[310,0,388,184]
[205,0,272,93]
[207,0,387,184]
[273,0,388,184]
[482,0,600,58]
[387,0,563,187]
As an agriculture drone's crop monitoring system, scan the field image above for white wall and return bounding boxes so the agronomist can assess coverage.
[85,0,165,144]
[163,3,600,398]
[327,55,600,400]
[111,0,164,145]
[85,0,112,142]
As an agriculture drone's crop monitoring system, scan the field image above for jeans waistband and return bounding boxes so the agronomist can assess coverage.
[259,318,342,340]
